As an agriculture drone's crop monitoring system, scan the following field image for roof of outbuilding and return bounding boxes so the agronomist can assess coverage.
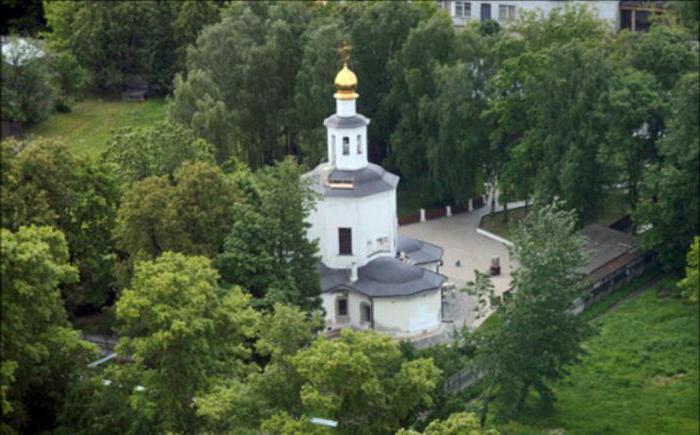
[319,256,444,298]
[306,162,399,198]
[397,235,444,265]
[576,224,640,276]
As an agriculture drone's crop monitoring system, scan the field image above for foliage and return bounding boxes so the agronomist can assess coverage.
[103,120,214,185]
[679,236,699,302]
[114,160,237,262]
[1,38,56,124]
[1,139,120,311]
[217,157,320,311]
[634,72,699,271]
[113,252,260,434]
[475,202,591,424]
[0,226,97,433]
[464,270,496,320]
[47,50,87,111]
[397,412,499,434]
[290,330,441,435]
[171,1,315,166]
[507,282,698,434]
[43,1,225,94]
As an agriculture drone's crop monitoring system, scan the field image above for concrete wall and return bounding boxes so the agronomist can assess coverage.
[373,289,442,337]
[308,189,397,270]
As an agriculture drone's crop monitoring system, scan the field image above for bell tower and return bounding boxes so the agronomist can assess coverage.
[324,56,369,171]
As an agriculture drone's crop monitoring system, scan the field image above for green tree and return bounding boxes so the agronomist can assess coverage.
[114,252,259,433]
[603,67,662,208]
[1,139,120,310]
[171,1,315,167]
[679,236,699,302]
[0,226,96,433]
[476,202,591,424]
[397,412,499,435]
[634,72,699,270]
[386,12,455,186]
[1,37,56,125]
[289,329,441,435]
[103,120,214,185]
[196,303,322,432]
[114,160,237,262]
[217,157,320,311]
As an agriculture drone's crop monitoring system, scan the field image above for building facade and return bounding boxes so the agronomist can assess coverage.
[305,64,446,338]
[437,0,668,32]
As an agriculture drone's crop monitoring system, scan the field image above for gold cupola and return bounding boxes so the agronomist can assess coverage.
[334,63,358,100]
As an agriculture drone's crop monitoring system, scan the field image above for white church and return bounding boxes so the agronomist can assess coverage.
[305,63,446,338]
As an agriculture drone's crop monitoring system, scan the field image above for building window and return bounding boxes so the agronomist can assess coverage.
[498,5,515,21]
[357,135,362,154]
[337,297,348,316]
[480,3,491,21]
[360,302,371,324]
[464,2,471,18]
[455,0,464,17]
[331,135,336,163]
[338,227,352,255]
[342,137,349,155]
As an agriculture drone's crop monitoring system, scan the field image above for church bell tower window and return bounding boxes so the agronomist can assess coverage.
[357,135,362,154]
[342,137,350,155]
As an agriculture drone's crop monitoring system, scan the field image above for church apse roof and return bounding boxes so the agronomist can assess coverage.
[319,257,444,298]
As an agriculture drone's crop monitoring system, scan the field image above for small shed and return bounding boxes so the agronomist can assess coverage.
[121,76,149,102]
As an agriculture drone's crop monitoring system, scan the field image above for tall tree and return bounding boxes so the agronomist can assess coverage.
[1,139,120,311]
[171,1,315,167]
[0,226,96,433]
[114,252,259,434]
[114,160,237,262]
[634,72,699,270]
[217,157,320,311]
[476,203,591,424]
[103,120,214,185]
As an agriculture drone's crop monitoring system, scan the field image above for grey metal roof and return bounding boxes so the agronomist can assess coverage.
[397,235,444,265]
[319,257,444,298]
[306,162,399,198]
[323,114,370,129]
[576,224,640,275]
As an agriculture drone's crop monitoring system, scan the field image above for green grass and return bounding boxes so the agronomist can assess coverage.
[480,192,631,241]
[502,279,699,435]
[26,97,168,158]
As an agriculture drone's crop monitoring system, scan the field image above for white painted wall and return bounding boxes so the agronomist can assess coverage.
[327,125,368,170]
[322,290,372,331]
[373,289,442,337]
[308,189,397,270]
[440,1,619,31]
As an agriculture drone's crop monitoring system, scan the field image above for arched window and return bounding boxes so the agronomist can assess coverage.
[342,137,349,155]
[360,302,371,324]
[336,296,348,317]
[357,135,362,154]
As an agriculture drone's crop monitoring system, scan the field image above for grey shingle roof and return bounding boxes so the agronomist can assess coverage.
[306,162,399,198]
[397,235,444,265]
[319,257,445,298]
[323,114,370,129]
[576,224,640,275]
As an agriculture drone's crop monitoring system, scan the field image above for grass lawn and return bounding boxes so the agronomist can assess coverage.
[501,278,699,434]
[26,97,168,158]
[480,192,630,241]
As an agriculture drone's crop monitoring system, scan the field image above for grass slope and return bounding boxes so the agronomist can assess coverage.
[504,279,699,434]
[26,98,167,158]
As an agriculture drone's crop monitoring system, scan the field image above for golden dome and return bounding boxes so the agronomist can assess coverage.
[334,63,359,100]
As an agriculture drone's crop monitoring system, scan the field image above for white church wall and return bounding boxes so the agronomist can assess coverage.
[321,289,372,331]
[372,289,442,337]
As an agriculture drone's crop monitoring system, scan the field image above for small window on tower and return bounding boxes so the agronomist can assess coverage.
[357,135,362,154]
[342,137,349,155]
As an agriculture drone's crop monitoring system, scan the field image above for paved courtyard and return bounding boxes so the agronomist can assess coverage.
[399,200,520,345]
